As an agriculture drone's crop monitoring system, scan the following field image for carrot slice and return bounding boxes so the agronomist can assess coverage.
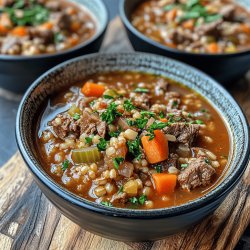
[81,82,105,97]
[182,19,195,30]
[141,130,168,164]
[240,23,250,34]
[69,36,80,46]
[40,22,53,30]
[0,24,9,34]
[71,22,81,32]
[207,42,219,53]
[166,8,177,21]
[11,26,27,37]
[159,118,168,123]
[152,173,177,194]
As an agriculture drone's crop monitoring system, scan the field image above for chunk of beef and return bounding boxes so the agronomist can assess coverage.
[165,92,181,110]
[54,12,71,30]
[155,78,169,95]
[169,29,196,44]
[165,91,180,100]
[45,1,61,11]
[1,36,21,54]
[195,19,222,36]
[50,113,79,139]
[152,153,178,172]
[80,111,106,137]
[0,13,13,29]
[29,28,54,44]
[110,192,128,204]
[163,123,199,146]
[219,5,235,21]
[118,162,134,178]
[130,93,151,110]
[178,157,216,190]
[78,97,95,110]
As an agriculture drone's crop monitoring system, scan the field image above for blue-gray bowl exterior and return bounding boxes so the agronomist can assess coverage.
[119,0,250,84]
[0,0,108,93]
[16,53,250,241]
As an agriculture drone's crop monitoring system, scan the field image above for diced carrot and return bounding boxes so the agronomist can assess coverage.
[239,23,250,34]
[152,173,177,194]
[207,42,219,53]
[81,82,105,97]
[160,118,168,123]
[165,42,177,48]
[166,8,177,21]
[40,22,53,30]
[69,36,80,46]
[0,24,9,34]
[182,19,195,30]
[71,22,81,32]
[141,130,169,164]
[11,26,28,37]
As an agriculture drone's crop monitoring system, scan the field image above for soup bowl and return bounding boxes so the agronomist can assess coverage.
[0,0,108,93]
[119,0,250,84]
[16,53,250,241]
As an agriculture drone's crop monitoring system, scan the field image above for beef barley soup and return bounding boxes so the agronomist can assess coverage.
[36,72,230,209]
[0,0,96,55]
[131,0,250,54]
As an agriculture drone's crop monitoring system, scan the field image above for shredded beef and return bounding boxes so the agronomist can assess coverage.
[153,153,178,172]
[54,12,71,30]
[169,29,196,44]
[29,28,54,44]
[163,123,199,146]
[178,157,216,190]
[78,97,95,110]
[195,20,222,36]
[50,111,106,139]
[1,37,21,54]
[220,5,235,21]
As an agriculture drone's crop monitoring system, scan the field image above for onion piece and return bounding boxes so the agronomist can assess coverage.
[165,134,176,142]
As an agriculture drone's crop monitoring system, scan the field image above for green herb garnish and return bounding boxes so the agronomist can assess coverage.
[101,102,122,124]
[205,158,210,164]
[140,111,155,118]
[181,163,189,168]
[155,164,162,173]
[118,186,124,194]
[127,137,142,160]
[195,119,204,124]
[85,137,93,145]
[123,99,136,112]
[103,95,114,99]
[109,130,121,138]
[146,121,168,140]
[129,197,138,204]
[97,138,107,151]
[113,157,124,169]
[73,113,80,120]
[62,159,70,171]
[101,201,113,207]
[54,32,65,44]
[139,195,147,205]
[159,111,165,118]
[134,88,149,93]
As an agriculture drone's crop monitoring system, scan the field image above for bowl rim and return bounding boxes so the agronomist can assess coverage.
[0,0,109,61]
[16,52,250,219]
[119,0,250,58]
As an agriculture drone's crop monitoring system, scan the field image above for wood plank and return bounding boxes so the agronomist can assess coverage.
[0,17,250,250]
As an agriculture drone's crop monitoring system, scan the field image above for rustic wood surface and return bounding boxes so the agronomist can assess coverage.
[0,17,250,250]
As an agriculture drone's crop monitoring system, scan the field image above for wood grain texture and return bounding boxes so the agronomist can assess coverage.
[0,17,249,250]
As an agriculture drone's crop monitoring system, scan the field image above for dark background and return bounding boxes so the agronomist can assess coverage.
[0,0,249,248]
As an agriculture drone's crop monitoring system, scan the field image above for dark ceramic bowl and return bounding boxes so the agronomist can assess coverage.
[16,53,250,241]
[0,0,108,93]
[119,0,250,84]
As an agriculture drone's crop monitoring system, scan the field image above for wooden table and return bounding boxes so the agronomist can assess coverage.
[0,18,249,250]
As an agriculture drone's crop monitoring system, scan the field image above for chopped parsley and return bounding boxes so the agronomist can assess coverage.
[195,119,204,124]
[113,157,124,169]
[54,32,65,44]
[101,102,122,124]
[101,201,113,207]
[97,138,107,151]
[205,158,210,164]
[159,111,165,118]
[103,95,114,99]
[127,137,142,160]
[126,118,148,130]
[73,113,80,120]
[154,164,162,173]
[62,159,70,171]
[129,197,138,204]
[123,99,136,112]
[140,111,155,118]
[4,2,50,26]
[85,137,93,145]
[134,88,149,93]
[181,163,189,168]
[139,195,147,205]
[109,130,120,138]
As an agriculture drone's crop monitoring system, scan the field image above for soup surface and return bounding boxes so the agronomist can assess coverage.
[36,72,230,209]
[131,0,250,53]
[0,0,96,55]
